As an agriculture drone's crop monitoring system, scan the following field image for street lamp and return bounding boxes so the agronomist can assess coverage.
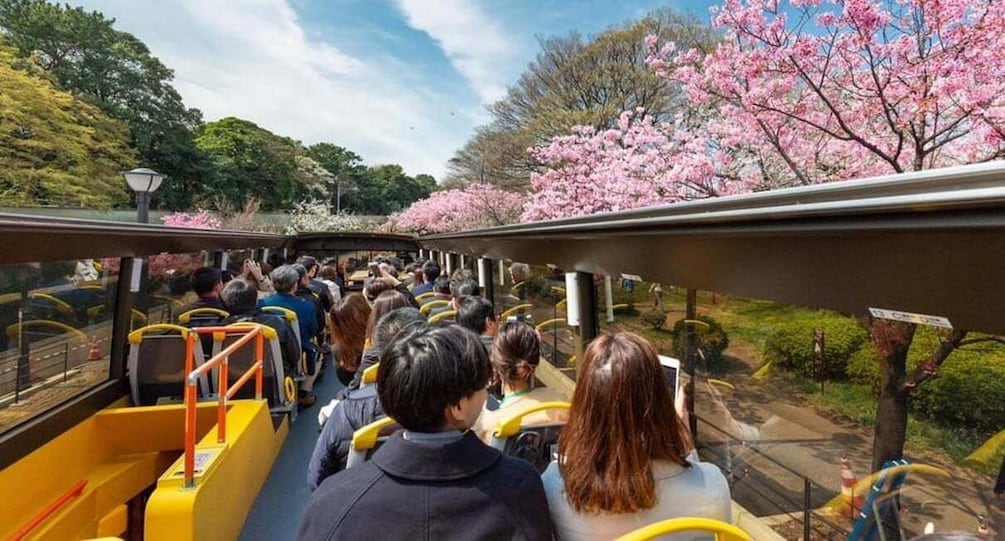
[123,168,165,223]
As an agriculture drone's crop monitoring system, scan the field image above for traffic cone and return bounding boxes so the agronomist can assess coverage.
[840,455,863,520]
[88,337,101,361]
[976,516,993,540]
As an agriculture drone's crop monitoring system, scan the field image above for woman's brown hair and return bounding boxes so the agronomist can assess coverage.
[491,321,541,385]
[365,290,413,343]
[558,332,691,514]
[329,294,370,371]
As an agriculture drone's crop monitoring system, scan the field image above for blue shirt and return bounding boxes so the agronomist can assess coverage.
[259,292,318,355]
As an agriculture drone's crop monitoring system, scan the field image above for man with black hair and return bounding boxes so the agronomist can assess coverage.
[411,260,440,297]
[457,296,498,351]
[300,325,553,540]
[297,256,335,313]
[179,267,225,314]
[221,279,300,379]
[429,277,480,318]
[307,308,427,490]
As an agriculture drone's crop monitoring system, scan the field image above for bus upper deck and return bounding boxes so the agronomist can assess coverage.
[1,162,1004,540]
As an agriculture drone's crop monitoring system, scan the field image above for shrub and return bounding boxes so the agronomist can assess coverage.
[910,346,1005,436]
[670,315,729,373]
[763,315,867,380]
[640,309,666,329]
[846,342,882,388]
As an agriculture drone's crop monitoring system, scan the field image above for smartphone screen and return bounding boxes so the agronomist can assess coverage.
[658,355,680,402]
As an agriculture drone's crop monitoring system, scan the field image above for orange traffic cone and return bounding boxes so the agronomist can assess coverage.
[976,516,993,540]
[840,455,864,520]
[88,337,101,361]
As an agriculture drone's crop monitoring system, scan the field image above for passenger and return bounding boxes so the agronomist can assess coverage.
[317,265,342,305]
[509,262,552,302]
[411,260,440,297]
[221,279,300,379]
[298,325,554,540]
[178,267,226,315]
[364,270,420,309]
[260,265,319,408]
[329,294,370,385]
[240,259,274,297]
[474,321,567,443]
[293,263,326,341]
[298,256,335,314]
[456,295,498,351]
[541,332,731,540]
[429,278,480,318]
[308,307,427,490]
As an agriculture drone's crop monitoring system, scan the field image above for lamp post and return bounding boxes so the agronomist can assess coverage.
[123,168,165,223]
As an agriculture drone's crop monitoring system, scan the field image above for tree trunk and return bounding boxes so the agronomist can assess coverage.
[870,320,916,472]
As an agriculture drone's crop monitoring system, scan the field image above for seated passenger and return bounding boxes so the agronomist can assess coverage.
[221,279,300,375]
[308,307,427,490]
[456,295,498,351]
[541,332,731,540]
[328,294,371,385]
[474,321,568,443]
[410,260,440,297]
[340,290,414,394]
[429,277,479,318]
[299,325,553,540]
[260,265,319,408]
[178,267,226,314]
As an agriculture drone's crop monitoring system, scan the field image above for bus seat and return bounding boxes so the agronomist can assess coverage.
[413,292,435,303]
[614,517,751,541]
[211,323,295,418]
[490,401,571,473]
[177,308,230,326]
[260,306,302,346]
[346,416,398,469]
[5,319,87,347]
[500,304,534,321]
[427,310,456,325]
[419,299,450,315]
[535,318,567,333]
[361,362,379,386]
[127,324,210,406]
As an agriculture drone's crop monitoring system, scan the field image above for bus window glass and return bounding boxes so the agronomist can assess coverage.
[138,251,208,325]
[0,259,118,434]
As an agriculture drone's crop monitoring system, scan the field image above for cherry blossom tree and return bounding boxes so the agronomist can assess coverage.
[388,184,525,235]
[645,0,1005,471]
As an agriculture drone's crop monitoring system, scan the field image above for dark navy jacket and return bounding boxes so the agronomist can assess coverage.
[307,385,383,491]
[298,431,553,541]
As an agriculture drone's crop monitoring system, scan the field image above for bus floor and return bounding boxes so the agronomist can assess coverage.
[239,368,345,541]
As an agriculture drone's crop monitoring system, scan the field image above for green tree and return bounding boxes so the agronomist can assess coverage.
[0,0,208,209]
[446,8,717,189]
[194,117,301,211]
[348,165,436,215]
[304,143,366,211]
[0,43,135,207]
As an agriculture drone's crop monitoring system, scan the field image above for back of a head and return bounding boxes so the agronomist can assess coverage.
[560,331,690,514]
[271,265,300,292]
[377,325,490,432]
[450,278,480,300]
[509,262,530,282]
[330,294,371,365]
[422,260,441,283]
[491,321,540,385]
[457,296,494,335]
[292,263,308,282]
[367,290,413,339]
[374,307,426,349]
[220,279,257,314]
[433,276,451,295]
[318,266,338,282]
[297,255,318,273]
[192,267,222,295]
[363,277,394,303]
[450,268,475,284]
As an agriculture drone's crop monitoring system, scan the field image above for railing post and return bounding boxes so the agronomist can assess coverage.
[184,377,197,488]
[255,332,264,400]
[803,476,811,541]
[478,258,494,304]
[218,355,228,444]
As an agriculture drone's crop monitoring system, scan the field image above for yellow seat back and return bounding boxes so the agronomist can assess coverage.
[492,401,571,440]
[362,363,379,385]
[615,518,751,541]
[347,416,397,468]
[414,292,435,303]
[177,308,230,324]
[420,299,450,315]
[427,310,456,325]
[500,303,533,320]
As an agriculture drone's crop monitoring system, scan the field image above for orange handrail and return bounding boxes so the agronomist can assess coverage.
[182,326,265,488]
[10,480,87,541]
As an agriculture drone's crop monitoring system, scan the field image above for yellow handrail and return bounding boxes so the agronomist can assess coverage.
[615,517,751,541]
[177,308,230,324]
[420,299,450,315]
[362,363,379,384]
[427,310,456,325]
[500,304,533,320]
[182,326,265,488]
[351,416,397,452]
[493,401,571,439]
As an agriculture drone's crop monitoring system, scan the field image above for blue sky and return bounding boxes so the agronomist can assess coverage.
[70,0,721,178]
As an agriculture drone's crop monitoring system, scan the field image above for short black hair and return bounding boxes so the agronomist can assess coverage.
[457,296,494,335]
[450,278,480,299]
[220,279,257,314]
[192,267,222,295]
[433,276,451,295]
[374,307,427,348]
[297,255,318,272]
[377,326,490,432]
[422,260,441,282]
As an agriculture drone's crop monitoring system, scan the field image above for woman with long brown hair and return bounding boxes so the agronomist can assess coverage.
[329,294,370,384]
[542,331,730,540]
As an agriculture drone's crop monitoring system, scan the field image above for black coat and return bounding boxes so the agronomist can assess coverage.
[298,431,554,541]
[307,385,384,491]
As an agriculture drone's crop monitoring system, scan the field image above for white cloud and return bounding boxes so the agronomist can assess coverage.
[394,0,515,104]
[69,0,475,178]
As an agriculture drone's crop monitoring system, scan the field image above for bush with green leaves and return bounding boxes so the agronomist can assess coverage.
[640,309,666,330]
[670,315,729,373]
[763,315,867,380]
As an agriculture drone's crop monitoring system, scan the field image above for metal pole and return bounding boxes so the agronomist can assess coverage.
[574,272,598,357]
[136,191,150,224]
[803,477,812,541]
[685,288,698,438]
[478,258,494,304]
[604,276,614,323]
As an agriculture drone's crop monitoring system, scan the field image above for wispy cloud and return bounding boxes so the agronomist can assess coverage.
[69,0,472,177]
[393,0,515,104]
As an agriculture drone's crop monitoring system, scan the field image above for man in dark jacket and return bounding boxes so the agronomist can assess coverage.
[298,325,553,541]
[178,267,226,315]
[220,279,300,376]
[457,295,498,352]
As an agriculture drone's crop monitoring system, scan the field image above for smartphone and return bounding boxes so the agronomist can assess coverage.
[658,355,681,402]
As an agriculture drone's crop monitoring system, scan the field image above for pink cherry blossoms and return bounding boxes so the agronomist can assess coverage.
[388,183,525,235]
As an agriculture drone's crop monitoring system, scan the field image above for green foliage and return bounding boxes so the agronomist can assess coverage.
[670,315,730,372]
[640,309,666,330]
[909,341,1005,436]
[762,314,867,379]
[0,44,135,207]
[348,164,436,215]
[195,117,303,211]
[0,0,207,210]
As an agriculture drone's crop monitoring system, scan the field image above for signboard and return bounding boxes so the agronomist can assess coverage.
[868,308,952,328]
[620,273,643,282]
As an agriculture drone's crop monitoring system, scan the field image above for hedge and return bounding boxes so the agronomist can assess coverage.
[763,315,867,380]
[670,315,729,373]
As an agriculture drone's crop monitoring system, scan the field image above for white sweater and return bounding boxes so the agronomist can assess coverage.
[541,457,731,541]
